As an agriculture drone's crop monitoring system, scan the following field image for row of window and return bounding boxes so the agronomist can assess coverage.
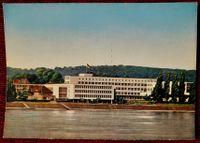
[75,94,112,99]
[75,90,112,94]
[15,85,29,87]
[116,92,141,95]
[78,81,149,86]
[78,77,155,83]
[123,96,143,99]
[116,87,147,92]
[75,85,112,89]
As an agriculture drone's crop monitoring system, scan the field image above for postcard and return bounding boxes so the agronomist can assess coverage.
[3,3,197,140]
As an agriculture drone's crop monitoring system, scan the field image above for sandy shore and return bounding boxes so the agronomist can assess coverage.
[6,102,195,111]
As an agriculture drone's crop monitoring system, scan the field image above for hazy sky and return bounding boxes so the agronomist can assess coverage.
[3,3,197,70]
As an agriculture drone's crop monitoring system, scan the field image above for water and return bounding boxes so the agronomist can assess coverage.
[4,109,195,140]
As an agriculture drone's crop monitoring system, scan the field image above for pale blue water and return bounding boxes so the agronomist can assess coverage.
[4,109,195,140]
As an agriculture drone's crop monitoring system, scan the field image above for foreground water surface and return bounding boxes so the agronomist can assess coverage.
[4,109,195,140]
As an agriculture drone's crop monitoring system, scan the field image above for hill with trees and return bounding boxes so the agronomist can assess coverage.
[7,65,196,83]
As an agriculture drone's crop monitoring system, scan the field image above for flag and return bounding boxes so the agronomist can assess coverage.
[86,64,91,69]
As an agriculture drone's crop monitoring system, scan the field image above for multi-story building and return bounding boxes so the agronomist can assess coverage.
[12,73,192,102]
[63,73,157,102]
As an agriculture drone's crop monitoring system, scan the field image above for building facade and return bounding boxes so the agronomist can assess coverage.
[64,73,157,101]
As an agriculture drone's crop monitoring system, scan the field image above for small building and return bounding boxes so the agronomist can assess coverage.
[13,79,30,94]
[27,85,55,101]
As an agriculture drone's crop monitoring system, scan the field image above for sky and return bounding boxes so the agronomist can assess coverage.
[3,3,197,70]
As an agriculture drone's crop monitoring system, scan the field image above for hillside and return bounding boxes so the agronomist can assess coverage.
[7,65,196,82]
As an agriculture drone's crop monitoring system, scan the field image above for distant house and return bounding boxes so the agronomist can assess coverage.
[28,85,55,101]
[13,78,55,101]
[13,78,31,94]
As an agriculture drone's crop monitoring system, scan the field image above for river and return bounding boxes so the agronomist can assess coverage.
[3,109,195,140]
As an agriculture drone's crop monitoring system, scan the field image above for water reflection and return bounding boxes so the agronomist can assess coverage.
[4,109,195,140]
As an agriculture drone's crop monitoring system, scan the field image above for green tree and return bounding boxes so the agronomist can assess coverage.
[35,67,47,76]
[151,73,164,103]
[164,72,170,102]
[171,73,179,103]
[17,88,31,101]
[50,72,64,83]
[27,74,39,84]
[35,67,48,83]
[178,72,186,103]
[42,69,54,83]
[188,83,195,104]
[17,89,30,101]
[7,80,17,102]
[12,73,26,80]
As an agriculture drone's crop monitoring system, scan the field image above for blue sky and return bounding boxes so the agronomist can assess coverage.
[3,3,197,69]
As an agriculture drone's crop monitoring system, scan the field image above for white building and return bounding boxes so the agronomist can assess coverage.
[61,73,157,102]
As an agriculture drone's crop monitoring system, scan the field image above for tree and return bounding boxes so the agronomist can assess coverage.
[7,80,17,102]
[188,83,195,104]
[164,72,170,102]
[27,74,39,84]
[151,73,164,103]
[178,72,186,103]
[12,73,26,80]
[17,90,30,101]
[35,67,48,83]
[171,73,179,103]
[50,72,64,83]
[16,85,31,101]
[42,69,54,83]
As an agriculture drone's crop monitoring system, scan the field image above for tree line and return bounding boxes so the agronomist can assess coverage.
[11,67,64,84]
[144,72,195,104]
[8,65,196,82]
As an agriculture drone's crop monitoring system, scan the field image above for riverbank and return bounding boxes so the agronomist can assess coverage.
[6,102,195,111]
